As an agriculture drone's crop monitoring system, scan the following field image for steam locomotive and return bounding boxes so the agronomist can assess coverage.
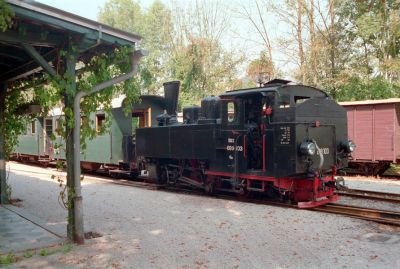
[14,79,353,208]
[136,79,355,208]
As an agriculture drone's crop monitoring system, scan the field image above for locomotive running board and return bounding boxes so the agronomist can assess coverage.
[297,195,339,208]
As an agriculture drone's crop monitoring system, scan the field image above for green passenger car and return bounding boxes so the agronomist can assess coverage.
[13,95,166,173]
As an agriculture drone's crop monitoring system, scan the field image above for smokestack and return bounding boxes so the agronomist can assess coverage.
[164,81,180,116]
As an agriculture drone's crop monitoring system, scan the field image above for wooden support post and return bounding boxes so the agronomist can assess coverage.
[63,47,84,243]
[0,83,7,204]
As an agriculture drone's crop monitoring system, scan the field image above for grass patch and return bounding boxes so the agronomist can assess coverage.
[39,244,74,257]
[0,252,16,265]
[0,244,73,265]
[23,250,34,258]
[383,164,400,177]
[62,244,73,254]
[38,248,48,256]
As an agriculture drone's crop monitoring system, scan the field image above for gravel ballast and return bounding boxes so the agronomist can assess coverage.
[7,162,400,269]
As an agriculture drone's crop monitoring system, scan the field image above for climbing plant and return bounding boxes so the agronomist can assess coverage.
[3,44,140,208]
[39,45,141,208]
[7,45,141,152]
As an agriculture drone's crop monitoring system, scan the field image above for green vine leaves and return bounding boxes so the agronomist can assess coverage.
[44,46,141,207]
[5,45,141,207]
[3,46,141,159]
[43,45,141,150]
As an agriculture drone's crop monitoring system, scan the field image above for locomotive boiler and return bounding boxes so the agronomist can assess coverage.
[136,79,355,207]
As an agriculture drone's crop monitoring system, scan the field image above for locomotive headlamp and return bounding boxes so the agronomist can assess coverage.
[300,142,316,156]
[341,140,356,153]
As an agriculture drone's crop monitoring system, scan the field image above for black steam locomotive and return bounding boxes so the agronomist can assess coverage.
[136,79,354,208]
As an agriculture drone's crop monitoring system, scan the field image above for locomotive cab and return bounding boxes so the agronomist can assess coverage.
[219,84,349,177]
[271,86,348,177]
[212,82,351,206]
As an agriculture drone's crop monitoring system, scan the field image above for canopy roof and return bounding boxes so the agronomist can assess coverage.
[0,0,141,83]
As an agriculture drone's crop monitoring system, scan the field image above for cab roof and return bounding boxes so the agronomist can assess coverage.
[220,79,328,99]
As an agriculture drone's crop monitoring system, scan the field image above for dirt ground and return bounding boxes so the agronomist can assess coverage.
[6,162,400,269]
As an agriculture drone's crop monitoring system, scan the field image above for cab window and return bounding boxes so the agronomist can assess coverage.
[227,101,236,124]
[295,96,310,105]
[278,94,291,108]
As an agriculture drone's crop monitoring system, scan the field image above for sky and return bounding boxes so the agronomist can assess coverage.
[36,0,105,20]
[36,0,159,20]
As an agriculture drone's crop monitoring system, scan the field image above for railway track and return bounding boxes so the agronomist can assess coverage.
[336,188,400,203]
[98,177,400,227]
[11,164,400,227]
[312,204,400,226]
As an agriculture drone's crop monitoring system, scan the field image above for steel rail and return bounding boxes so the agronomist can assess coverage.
[336,189,400,203]
[312,204,400,226]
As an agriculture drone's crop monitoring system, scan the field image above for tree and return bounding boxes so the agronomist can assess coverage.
[336,75,400,101]
[98,0,173,94]
[238,0,316,85]
[337,1,400,82]
[169,0,244,108]
[246,51,274,85]
[236,0,274,73]
[321,0,400,100]
[98,0,244,107]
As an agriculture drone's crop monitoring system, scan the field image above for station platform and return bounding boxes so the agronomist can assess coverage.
[0,205,64,254]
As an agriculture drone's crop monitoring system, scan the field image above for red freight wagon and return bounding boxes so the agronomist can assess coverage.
[340,98,400,176]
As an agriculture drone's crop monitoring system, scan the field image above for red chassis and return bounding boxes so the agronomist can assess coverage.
[204,170,339,208]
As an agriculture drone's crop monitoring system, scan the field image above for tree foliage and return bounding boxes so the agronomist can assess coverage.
[337,0,400,78]
[2,42,138,159]
[244,0,400,101]
[337,76,400,101]
[98,0,173,94]
[0,0,14,32]
[246,51,274,86]
[331,0,400,99]
[45,46,140,152]
[98,0,244,108]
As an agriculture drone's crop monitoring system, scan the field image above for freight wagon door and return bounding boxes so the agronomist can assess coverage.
[353,106,373,161]
[373,104,396,161]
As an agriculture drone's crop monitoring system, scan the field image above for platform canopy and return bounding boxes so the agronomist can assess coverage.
[0,0,143,243]
[0,0,141,83]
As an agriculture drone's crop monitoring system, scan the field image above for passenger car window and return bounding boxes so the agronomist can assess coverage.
[45,119,53,136]
[96,114,105,133]
[55,118,63,136]
[30,121,36,135]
